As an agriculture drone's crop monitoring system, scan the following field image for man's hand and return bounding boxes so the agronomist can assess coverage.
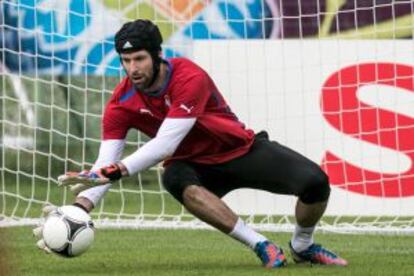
[57,170,109,195]
[57,170,110,187]
[33,204,57,254]
[33,203,92,254]
[58,163,125,194]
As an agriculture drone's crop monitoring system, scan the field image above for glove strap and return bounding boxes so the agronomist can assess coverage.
[101,163,123,181]
[73,202,89,213]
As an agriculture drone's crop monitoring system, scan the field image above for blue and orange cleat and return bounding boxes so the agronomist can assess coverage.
[289,242,348,266]
[254,241,287,268]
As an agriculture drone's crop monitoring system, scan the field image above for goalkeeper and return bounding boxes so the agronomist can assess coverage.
[41,19,347,268]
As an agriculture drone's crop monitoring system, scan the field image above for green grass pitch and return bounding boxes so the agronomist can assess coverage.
[2,227,414,275]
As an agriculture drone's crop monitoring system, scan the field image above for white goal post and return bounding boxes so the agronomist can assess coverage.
[1,0,414,234]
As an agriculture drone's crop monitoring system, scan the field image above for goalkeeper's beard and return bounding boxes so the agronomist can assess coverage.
[131,71,152,91]
[125,53,161,93]
[132,66,161,94]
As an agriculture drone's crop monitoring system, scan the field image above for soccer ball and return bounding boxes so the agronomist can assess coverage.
[42,205,95,257]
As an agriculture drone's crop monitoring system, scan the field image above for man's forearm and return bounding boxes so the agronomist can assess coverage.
[122,118,196,175]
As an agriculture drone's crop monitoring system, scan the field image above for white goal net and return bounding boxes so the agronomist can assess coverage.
[1,0,414,234]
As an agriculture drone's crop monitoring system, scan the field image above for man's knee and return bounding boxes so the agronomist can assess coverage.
[162,161,199,203]
[162,173,184,203]
[298,167,331,204]
[182,185,206,205]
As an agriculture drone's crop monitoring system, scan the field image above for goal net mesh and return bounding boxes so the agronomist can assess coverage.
[1,0,413,234]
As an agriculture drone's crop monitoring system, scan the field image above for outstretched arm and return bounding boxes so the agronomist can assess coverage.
[121,117,196,176]
[35,139,126,253]
[59,118,196,202]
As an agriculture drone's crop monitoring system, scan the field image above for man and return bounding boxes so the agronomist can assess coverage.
[36,19,347,268]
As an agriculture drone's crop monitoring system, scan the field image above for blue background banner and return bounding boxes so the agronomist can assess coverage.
[0,0,412,75]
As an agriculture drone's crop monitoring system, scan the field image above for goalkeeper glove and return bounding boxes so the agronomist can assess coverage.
[58,163,124,189]
[33,204,57,254]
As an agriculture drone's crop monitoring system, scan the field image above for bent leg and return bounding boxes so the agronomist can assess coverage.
[181,184,286,268]
[294,163,330,228]
[163,161,287,268]
[215,133,346,265]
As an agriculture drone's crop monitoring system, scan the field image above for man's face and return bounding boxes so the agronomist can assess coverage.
[120,50,153,91]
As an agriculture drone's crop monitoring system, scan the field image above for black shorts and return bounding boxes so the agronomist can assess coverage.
[163,131,330,204]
